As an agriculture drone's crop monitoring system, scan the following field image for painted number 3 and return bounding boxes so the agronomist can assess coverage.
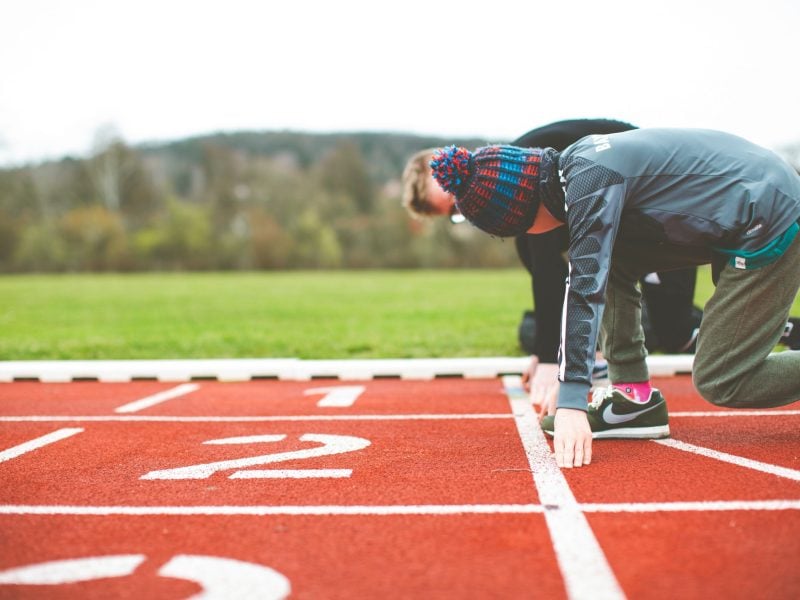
[141,433,371,480]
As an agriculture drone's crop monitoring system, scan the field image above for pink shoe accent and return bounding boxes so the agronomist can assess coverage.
[613,382,652,404]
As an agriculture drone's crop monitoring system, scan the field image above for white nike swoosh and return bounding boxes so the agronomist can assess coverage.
[602,402,662,425]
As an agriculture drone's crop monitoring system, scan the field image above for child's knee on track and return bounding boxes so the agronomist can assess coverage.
[692,366,746,408]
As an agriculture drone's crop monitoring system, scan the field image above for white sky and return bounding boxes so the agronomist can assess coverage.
[1,0,799,166]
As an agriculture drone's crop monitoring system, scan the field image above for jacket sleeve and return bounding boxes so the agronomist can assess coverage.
[556,157,626,411]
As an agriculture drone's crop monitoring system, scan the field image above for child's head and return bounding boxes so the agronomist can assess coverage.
[401,149,459,220]
[430,145,543,237]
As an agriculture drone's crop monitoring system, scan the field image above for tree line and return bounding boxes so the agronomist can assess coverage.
[0,129,524,272]
[2,129,797,273]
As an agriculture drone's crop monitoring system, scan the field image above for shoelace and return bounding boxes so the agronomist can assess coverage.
[589,385,616,409]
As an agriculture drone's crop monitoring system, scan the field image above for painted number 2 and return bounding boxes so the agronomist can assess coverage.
[141,433,370,480]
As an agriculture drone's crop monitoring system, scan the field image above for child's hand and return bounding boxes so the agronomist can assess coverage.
[530,365,559,422]
[521,355,539,393]
[553,408,592,468]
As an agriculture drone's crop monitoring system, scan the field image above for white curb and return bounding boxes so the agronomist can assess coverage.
[0,355,694,383]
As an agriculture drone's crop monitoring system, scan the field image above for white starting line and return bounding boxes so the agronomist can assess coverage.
[0,414,516,422]
[2,410,800,423]
[1,500,799,517]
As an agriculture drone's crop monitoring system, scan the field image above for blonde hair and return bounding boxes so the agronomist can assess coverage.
[400,148,437,218]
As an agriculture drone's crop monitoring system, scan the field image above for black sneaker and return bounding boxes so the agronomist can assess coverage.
[783,318,800,350]
[541,386,670,439]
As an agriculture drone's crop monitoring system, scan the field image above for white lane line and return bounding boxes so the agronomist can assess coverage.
[3,411,798,423]
[231,469,353,479]
[114,383,200,414]
[6,411,798,423]
[0,414,512,423]
[670,410,800,417]
[503,376,625,600]
[654,438,800,481]
[0,504,545,516]
[1,500,799,517]
[581,500,800,512]
[0,428,84,464]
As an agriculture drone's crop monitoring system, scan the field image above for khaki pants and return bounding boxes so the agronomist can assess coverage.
[601,236,800,408]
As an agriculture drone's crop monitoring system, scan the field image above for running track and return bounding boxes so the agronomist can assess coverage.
[0,372,798,599]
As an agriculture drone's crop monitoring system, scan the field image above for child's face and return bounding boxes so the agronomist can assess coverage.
[426,171,457,217]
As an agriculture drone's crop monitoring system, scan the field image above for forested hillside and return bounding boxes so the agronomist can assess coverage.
[3,130,797,273]
[0,130,524,272]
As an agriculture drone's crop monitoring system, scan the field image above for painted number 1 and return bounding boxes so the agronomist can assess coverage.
[141,433,370,480]
[304,385,365,407]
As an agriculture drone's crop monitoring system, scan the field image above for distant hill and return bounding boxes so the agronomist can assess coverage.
[0,129,521,272]
[138,129,496,184]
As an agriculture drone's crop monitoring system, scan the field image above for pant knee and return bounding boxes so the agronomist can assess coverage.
[693,372,739,407]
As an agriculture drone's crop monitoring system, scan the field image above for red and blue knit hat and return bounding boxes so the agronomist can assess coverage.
[430,145,543,237]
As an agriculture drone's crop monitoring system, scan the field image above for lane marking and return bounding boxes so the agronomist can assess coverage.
[0,554,291,600]
[581,500,800,512]
[1,411,798,424]
[0,428,84,464]
[0,504,545,516]
[0,414,512,422]
[142,433,370,480]
[304,385,365,407]
[1,500,799,516]
[671,410,800,417]
[0,554,145,585]
[114,383,200,413]
[654,438,800,481]
[3,410,799,424]
[503,376,625,600]
[231,469,352,479]
[159,555,291,600]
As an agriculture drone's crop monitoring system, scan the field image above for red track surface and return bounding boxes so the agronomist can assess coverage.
[0,376,798,599]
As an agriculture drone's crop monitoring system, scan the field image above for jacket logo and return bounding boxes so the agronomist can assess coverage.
[746,223,763,235]
[592,134,611,152]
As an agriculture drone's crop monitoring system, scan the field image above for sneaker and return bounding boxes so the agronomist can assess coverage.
[540,386,670,439]
[783,317,800,350]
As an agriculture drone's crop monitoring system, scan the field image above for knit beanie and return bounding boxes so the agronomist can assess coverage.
[430,145,543,237]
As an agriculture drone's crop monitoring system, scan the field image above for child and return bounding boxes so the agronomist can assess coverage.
[402,119,704,365]
[430,129,800,468]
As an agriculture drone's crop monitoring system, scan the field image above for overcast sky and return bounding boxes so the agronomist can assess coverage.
[1,0,798,166]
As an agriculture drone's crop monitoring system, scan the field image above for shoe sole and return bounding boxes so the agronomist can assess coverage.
[541,425,670,440]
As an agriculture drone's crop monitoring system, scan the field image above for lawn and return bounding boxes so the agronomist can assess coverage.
[0,271,532,360]
[0,268,794,360]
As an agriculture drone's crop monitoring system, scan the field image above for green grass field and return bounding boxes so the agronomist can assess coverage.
[0,268,794,361]
[0,271,532,360]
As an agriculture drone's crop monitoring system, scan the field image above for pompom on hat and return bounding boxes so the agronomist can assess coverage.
[430,145,543,237]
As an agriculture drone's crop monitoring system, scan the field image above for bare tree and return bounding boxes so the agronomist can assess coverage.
[88,124,133,212]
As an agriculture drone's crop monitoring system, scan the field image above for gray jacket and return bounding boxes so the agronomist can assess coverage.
[550,128,800,410]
